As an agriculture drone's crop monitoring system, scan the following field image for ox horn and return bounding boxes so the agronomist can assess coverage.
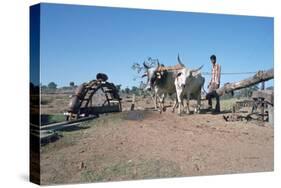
[190,65,204,74]
[143,61,149,69]
[156,59,160,67]
[177,53,184,66]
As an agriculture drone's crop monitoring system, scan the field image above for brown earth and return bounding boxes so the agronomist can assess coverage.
[40,109,274,185]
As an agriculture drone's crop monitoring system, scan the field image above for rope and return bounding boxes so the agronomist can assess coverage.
[202,72,256,75]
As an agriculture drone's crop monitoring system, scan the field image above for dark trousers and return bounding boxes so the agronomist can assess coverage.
[206,90,220,112]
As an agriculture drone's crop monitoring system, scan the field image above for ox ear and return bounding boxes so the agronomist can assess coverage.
[176,72,182,77]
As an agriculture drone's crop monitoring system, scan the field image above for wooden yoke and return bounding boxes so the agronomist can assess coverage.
[157,63,185,72]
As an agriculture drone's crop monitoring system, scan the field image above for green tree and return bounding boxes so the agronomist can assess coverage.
[125,87,130,94]
[115,84,122,92]
[41,85,47,90]
[131,86,139,95]
[69,81,75,87]
[237,84,259,98]
[48,82,57,90]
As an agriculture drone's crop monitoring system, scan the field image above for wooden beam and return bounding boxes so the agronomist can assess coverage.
[40,115,97,131]
[260,81,265,119]
[130,94,135,111]
[216,68,273,96]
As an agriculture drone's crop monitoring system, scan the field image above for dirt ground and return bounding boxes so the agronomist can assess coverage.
[40,108,274,185]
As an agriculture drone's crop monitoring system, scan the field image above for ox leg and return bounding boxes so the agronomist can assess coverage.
[181,100,185,115]
[157,95,162,113]
[178,100,183,115]
[195,92,201,114]
[154,95,158,110]
[186,95,191,114]
[172,98,178,113]
[158,94,165,114]
[162,94,167,112]
[149,92,158,110]
[176,91,183,115]
[162,95,166,112]
[151,90,158,110]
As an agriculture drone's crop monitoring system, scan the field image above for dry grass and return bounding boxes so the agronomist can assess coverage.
[80,159,182,182]
[41,93,70,115]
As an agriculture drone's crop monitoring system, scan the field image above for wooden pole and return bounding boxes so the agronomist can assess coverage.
[215,68,273,97]
[260,81,265,120]
[130,94,135,111]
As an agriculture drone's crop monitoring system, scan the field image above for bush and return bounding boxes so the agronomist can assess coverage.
[41,98,53,105]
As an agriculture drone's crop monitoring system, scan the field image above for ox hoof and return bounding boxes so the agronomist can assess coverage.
[194,108,200,114]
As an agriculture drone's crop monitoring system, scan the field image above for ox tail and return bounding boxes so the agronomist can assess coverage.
[201,76,206,95]
[202,87,208,95]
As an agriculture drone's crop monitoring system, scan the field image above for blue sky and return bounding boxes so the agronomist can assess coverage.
[40,3,274,89]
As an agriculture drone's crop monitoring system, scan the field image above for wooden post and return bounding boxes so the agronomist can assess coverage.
[130,94,135,111]
[261,81,265,90]
[260,81,265,120]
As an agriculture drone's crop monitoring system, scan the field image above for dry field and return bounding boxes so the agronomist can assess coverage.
[40,92,274,185]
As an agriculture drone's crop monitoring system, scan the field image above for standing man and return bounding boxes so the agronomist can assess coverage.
[206,54,221,113]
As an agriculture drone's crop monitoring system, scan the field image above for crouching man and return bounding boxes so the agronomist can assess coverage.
[206,54,221,113]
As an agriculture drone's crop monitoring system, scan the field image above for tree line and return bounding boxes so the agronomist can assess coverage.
[41,81,76,91]
[40,82,146,96]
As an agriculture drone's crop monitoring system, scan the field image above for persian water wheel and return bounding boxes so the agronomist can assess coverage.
[66,79,122,120]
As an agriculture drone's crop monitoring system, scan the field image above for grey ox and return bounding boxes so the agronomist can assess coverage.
[175,57,205,115]
[142,57,184,113]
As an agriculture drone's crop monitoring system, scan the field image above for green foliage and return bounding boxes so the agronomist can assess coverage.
[220,93,232,100]
[115,84,121,92]
[131,63,143,74]
[48,82,57,90]
[124,87,130,94]
[235,84,259,98]
[69,81,75,87]
[120,85,145,96]
[41,85,48,90]
[131,86,138,94]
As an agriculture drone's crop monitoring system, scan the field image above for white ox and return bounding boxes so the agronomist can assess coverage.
[175,60,205,115]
